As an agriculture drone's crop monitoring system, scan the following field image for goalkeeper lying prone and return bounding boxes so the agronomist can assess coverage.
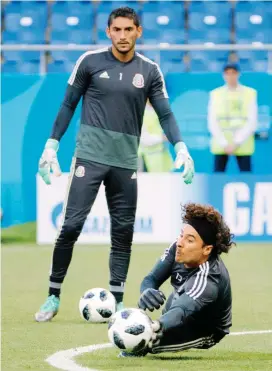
[121,202,235,356]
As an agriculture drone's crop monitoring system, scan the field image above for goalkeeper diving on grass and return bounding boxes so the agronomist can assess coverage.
[35,6,194,322]
[120,203,235,356]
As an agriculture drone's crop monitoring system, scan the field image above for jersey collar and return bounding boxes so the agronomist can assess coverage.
[108,47,136,64]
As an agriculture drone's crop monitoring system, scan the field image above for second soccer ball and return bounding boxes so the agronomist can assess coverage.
[79,288,116,323]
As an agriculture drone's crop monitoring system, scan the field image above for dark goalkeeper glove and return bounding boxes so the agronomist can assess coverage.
[138,288,166,312]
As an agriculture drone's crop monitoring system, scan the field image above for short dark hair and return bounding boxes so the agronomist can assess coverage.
[223,63,240,72]
[181,203,235,255]
[108,7,140,27]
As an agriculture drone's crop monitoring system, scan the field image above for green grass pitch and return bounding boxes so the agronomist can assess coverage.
[2,243,272,371]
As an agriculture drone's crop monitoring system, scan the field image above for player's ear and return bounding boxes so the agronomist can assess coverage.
[106,27,111,39]
[136,26,143,39]
[203,244,213,256]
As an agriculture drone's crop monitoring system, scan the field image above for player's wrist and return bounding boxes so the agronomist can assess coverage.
[45,138,59,152]
[174,141,188,154]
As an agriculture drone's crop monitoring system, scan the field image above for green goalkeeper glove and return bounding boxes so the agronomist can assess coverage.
[38,139,61,185]
[174,142,195,185]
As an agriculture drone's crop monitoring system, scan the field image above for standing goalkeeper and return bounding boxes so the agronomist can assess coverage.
[35,7,194,322]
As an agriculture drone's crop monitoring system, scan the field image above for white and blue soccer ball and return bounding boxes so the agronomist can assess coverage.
[79,288,116,323]
[108,308,153,353]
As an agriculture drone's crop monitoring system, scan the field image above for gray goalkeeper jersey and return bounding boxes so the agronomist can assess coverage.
[141,241,232,336]
[65,47,181,170]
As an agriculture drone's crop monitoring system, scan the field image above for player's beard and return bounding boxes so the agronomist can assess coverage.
[115,40,136,55]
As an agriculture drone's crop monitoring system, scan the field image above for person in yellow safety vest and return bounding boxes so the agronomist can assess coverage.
[208,63,258,172]
[139,100,174,172]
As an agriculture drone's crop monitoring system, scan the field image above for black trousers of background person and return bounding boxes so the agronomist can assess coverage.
[49,157,137,300]
[214,155,252,172]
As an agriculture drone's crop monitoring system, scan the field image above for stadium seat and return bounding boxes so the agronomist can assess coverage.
[51,30,93,44]
[187,0,231,73]
[141,1,185,45]
[50,30,92,61]
[142,1,184,34]
[188,29,231,44]
[161,61,186,76]
[2,30,44,61]
[96,30,110,45]
[47,60,75,74]
[188,0,232,32]
[235,32,271,60]
[96,1,140,14]
[190,51,228,72]
[235,1,272,31]
[1,60,40,74]
[51,1,94,32]
[234,0,272,70]
[237,51,269,72]
[4,0,47,32]
[143,29,185,45]
[142,50,161,64]
[238,58,268,72]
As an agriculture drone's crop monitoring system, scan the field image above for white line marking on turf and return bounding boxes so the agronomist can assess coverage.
[46,330,272,371]
[46,343,112,371]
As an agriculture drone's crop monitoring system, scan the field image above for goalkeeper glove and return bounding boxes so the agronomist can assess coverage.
[174,142,194,185]
[38,139,61,185]
[138,288,166,312]
[148,320,163,349]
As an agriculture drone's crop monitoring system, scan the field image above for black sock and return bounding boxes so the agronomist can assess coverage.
[49,287,60,298]
[112,292,123,304]
[110,281,124,304]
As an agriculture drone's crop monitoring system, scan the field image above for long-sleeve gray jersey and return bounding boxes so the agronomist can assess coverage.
[50,47,182,170]
[141,241,232,336]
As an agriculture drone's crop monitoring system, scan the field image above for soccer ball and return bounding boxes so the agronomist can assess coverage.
[79,288,116,323]
[108,308,153,353]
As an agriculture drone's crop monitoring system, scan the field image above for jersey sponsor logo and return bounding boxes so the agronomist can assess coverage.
[131,172,137,179]
[99,71,110,79]
[132,73,144,88]
[75,166,85,178]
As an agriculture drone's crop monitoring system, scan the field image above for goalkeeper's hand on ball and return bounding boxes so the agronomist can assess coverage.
[148,320,163,349]
[174,142,194,185]
[39,139,62,185]
[138,288,166,312]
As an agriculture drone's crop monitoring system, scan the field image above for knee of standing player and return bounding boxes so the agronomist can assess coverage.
[111,220,134,249]
[59,220,83,241]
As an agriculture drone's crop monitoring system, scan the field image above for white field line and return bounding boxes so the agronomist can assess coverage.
[46,343,112,371]
[46,330,272,371]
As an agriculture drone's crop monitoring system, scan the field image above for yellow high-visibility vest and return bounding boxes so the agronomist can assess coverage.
[139,106,174,172]
[210,85,256,155]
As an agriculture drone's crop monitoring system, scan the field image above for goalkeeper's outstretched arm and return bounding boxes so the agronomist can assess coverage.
[159,274,219,331]
[140,242,176,294]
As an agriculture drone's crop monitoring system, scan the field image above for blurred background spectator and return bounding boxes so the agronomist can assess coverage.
[208,63,258,172]
[139,100,174,172]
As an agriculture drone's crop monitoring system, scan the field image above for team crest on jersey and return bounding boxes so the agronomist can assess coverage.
[132,73,144,88]
[75,166,85,178]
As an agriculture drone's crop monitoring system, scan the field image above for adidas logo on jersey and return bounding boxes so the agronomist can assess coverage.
[131,172,137,179]
[99,71,110,79]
